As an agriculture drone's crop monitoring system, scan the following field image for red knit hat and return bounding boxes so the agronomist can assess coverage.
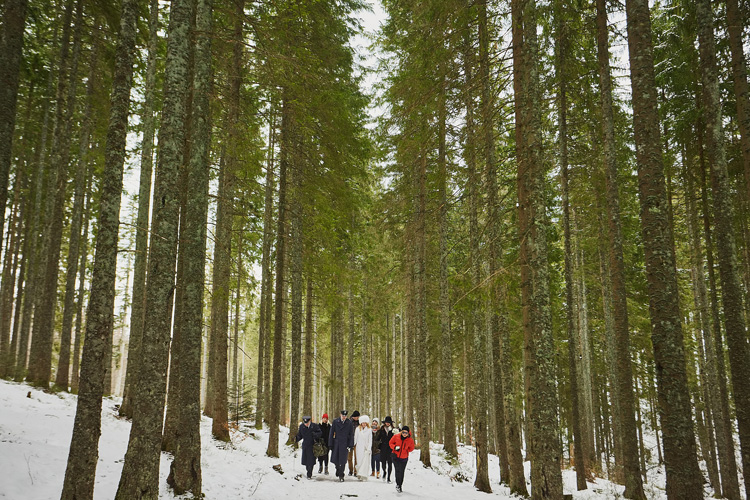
[322,413,329,419]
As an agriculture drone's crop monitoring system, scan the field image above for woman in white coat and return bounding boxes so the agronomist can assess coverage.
[353,415,372,478]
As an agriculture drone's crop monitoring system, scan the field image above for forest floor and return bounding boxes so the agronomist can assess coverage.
[0,379,722,499]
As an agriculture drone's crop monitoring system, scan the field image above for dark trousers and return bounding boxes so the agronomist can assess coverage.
[318,452,329,467]
[306,463,314,478]
[371,453,381,472]
[381,454,393,480]
[335,463,346,478]
[394,457,408,487]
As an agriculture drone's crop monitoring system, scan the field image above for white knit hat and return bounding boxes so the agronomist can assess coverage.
[359,414,370,425]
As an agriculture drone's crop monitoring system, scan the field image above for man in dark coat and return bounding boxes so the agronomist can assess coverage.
[347,410,360,475]
[328,409,354,482]
[295,416,322,479]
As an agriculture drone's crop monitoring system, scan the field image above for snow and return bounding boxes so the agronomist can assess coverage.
[0,379,719,499]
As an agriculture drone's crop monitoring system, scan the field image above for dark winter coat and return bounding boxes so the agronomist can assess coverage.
[389,431,415,460]
[295,422,322,467]
[319,421,331,447]
[328,417,354,466]
[372,429,381,455]
[377,427,396,459]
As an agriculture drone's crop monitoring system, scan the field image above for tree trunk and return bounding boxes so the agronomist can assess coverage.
[696,1,750,497]
[512,0,564,497]
[256,108,276,428]
[120,0,160,418]
[415,146,431,467]
[0,0,29,248]
[28,0,78,387]
[56,27,98,391]
[624,0,703,496]
[302,277,314,417]
[437,68,457,460]
[59,0,139,495]
[594,0,645,495]
[286,132,303,445]
[70,187,91,393]
[266,96,291,458]
[166,0,212,491]
[114,0,192,494]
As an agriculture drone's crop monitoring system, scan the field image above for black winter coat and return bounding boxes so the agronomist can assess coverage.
[328,417,354,466]
[376,427,396,459]
[295,422,322,466]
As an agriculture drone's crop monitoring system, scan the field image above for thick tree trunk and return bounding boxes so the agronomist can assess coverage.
[624,0,703,496]
[696,1,750,497]
[166,0,212,492]
[114,0,192,495]
[120,0,160,419]
[266,97,291,458]
[512,0,564,497]
[0,0,29,248]
[415,147,431,467]
[287,136,303,445]
[59,0,139,496]
[594,0,645,495]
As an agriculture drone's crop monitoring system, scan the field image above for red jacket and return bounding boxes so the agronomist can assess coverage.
[389,432,415,460]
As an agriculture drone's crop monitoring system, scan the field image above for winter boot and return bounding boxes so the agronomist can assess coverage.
[370,471,375,477]
[377,471,380,479]
[325,466,329,475]
[318,464,323,474]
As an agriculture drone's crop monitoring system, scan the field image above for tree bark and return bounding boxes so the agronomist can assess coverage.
[266,96,291,458]
[696,1,750,497]
[59,0,139,495]
[70,188,91,393]
[120,0,160,418]
[624,0,703,496]
[0,0,29,248]
[287,129,303,445]
[166,0,212,491]
[114,0,192,494]
[302,277,314,417]
[512,0,564,497]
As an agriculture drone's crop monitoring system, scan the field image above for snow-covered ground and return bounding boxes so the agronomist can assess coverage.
[0,379,715,499]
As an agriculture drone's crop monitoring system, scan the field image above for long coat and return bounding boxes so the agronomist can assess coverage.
[354,426,372,476]
[377,426,396,459]
[328,417,354,466]
[295,422,322,467]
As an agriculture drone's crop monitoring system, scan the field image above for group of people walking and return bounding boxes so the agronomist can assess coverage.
[294,409,415,493]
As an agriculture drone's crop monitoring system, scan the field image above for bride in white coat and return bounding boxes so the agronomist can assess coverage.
[353,415,372,478]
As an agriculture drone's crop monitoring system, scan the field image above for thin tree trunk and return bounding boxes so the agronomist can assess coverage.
[56,28,98,391]
[120,0,160,418]
[114,0,192,494]
[208,0,244,441]
[266,96,291,458]
[624,0,704,496]
[70,187,91,393]
[256,109,276,427]
[28,0,79,387]
[59,0,139,495]
[415,146,431,467]
[512,0,563,497]
[696,1,750,496]
[302,277,313,417]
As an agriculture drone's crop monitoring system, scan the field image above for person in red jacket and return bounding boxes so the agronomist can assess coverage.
[389,425,415,493]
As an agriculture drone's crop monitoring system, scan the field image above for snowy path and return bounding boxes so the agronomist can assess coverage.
[0,380,687,499]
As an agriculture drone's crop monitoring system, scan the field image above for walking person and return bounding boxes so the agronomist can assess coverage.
[377,416,396,483]
[329,410,354,482]
[370,419,381,478]
[295,416,322,479]
[389,425,415,493]
[317,413,331,474]
[347,410,360,475]
[353,415,372,478]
